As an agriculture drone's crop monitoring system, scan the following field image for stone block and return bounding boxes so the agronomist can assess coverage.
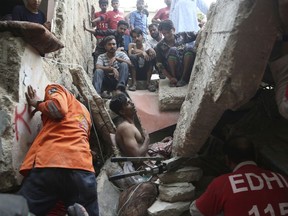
[158,78,188,111]
[97,165,121,216]
[159,166,203,184]
[159,182,195,202]
[148,199,190,216]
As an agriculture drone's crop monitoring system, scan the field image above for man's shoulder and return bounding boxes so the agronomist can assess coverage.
[130,10,138,16]
[98,52,107,59]
[117,121,134,132]
[158,7,167,13]
[116,51,128,58]
[95,11,106,16]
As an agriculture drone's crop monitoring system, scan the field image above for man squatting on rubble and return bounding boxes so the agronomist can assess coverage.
[18,84,99,216]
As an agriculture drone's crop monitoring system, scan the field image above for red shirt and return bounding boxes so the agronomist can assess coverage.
[94,11,108,39]
[195,162,288,216]
[153,6,170,21]
[20,84,94,176]
[102,9,124,30]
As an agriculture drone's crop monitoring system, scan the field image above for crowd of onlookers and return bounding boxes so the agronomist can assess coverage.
[84,0,209,98]
[3,0,209,98]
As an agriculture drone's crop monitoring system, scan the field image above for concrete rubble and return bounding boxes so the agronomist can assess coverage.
[158,166,203,184]
[147,166,203,216]
[158,78,188,111]
[158,182,195,203]
[148,199,191,216]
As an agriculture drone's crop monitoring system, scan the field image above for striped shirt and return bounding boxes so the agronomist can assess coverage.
[96,51,130,69]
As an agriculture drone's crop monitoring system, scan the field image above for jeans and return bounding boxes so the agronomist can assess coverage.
[93,62,129,94]
[18,168,99,216]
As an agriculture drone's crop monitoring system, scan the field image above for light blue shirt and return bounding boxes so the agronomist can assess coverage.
[170,0,209,33]
[130,10,148,35]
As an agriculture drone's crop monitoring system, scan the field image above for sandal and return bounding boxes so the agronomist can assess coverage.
[128,84,136,91]
[147,84,156,92]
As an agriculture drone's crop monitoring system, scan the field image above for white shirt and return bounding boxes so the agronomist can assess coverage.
[170,0,209,33]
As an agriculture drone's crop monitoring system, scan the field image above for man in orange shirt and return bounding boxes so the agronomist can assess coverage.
[18,84,99,216]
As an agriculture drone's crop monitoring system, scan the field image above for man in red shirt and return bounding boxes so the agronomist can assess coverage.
[91,0,109,43]
[18,84,98,216]
[103,0,124,30]
[190,136,288,216]
[151,0,171,24]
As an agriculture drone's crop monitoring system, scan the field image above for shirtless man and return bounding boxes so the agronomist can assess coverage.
[109,93,149,158]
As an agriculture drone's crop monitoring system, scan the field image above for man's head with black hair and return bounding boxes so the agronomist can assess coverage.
[109,93,135,119]
[109,93,128,116]
[224,136,256,165]
[165,0,172,7]
[111,0,119,10]
[103,35,117,53]
[117,20,129,36]
[103,35,116,45]
[148,23,161,40]
[136,0,145,11]
[117,20,129,28]
[158,19,175,41]
[99,0,108,12]
[158,19,174,32]
[130,28,144,44]
[130,27,143,37]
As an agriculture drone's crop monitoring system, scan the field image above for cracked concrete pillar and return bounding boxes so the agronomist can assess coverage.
[173,0,278,156]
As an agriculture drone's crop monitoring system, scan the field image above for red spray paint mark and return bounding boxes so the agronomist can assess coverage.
[14,105,31,141]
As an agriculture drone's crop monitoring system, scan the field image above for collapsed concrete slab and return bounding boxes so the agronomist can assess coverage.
[173,0,278,156]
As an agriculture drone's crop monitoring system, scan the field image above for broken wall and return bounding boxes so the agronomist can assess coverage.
[0,0,98,191]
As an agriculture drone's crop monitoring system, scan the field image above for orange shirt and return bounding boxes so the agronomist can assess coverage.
[20,84,95,176]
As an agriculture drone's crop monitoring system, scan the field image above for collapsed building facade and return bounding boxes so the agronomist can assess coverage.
[0,0,287,215]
